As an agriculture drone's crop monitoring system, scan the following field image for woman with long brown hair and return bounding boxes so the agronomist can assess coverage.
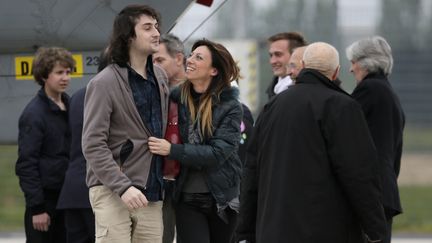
[149,39,242,243]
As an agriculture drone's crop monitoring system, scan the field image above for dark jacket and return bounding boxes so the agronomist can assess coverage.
[265,76,278,99]
[237,69,387,243]
[238,104,254,165]
[352,71,405,218]
[16,88,70,215]
[168,86,243,206]
[57,88,91,209]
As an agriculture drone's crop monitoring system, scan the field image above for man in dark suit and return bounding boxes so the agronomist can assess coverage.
[57,87,95,243]
[347,36,405,243]
[237,42,387,243]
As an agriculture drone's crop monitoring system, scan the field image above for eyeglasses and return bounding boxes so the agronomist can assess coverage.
[287,63,298,69]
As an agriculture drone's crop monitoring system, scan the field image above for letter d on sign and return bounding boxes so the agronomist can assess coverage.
[15,56,34,80]
[21,62,29,76]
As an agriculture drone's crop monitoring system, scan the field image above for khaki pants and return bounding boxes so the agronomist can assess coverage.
[89,185,163,243]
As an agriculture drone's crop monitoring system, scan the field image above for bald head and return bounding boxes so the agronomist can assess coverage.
[288,46,307,82]
[302,42,340,80]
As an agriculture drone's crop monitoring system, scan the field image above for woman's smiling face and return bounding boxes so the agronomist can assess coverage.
[186,45,218,92]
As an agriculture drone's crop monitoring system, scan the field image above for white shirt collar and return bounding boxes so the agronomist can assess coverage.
[273,75,293,94]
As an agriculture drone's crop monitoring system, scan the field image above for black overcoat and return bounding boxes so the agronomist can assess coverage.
[352,72,405,218]
[237,69,387,243]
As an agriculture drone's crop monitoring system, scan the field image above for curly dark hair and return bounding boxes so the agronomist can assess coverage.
[108,4,161,66]
[32,47,75,86]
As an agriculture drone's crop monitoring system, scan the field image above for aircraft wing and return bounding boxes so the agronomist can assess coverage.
[0,0,213,54]
[0,0,216,143]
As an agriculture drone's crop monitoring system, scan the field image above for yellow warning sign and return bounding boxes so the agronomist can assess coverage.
[71,54,83,78]
[15,54,83,80]
[14,56,34,80]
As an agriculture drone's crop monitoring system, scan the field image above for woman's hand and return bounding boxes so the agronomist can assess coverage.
[148,136,171,156]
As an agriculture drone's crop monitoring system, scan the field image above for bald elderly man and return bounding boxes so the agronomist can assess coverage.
[237,42,387,243]
[287,46,307,83]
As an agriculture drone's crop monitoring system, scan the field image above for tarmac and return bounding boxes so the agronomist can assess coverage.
[0,233,431,243]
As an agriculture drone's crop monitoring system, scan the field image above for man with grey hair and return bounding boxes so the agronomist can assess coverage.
[153,34,186,88]
[347,36,405,243]
[237,42,387,243]
[152,33,186,243]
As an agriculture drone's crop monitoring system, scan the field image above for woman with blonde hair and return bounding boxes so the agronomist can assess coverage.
[149,39,242,243]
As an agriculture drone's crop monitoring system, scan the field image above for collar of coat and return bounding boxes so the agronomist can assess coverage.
[362,69,387,81]
[37,88,69,112]
[170,84,239,105]
[296,68,350,97]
